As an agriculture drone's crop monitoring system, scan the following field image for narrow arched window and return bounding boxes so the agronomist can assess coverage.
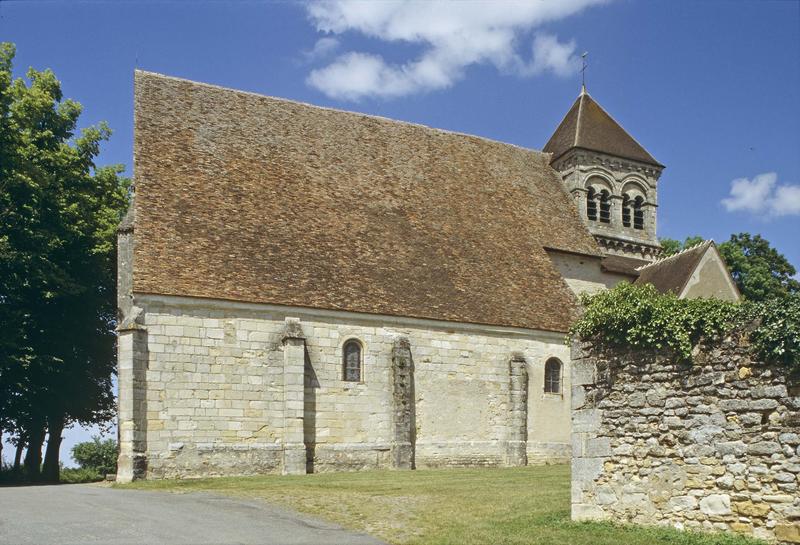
[544,358,562,394]
[586,188,597,221]
[599,190,611,224]
[342,339,362,382]
[633,196,644,230]
[622,195,632,227]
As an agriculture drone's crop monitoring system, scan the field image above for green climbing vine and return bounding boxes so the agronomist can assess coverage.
[569,283,799,371]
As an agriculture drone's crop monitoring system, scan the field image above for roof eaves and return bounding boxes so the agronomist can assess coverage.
[543,246,603,259]
[549,145,665,169]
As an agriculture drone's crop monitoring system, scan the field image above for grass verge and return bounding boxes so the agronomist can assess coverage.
[117,464,765,545]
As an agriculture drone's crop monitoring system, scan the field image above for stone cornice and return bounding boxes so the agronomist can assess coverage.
[553,148,664,181]
[595,235,662,260]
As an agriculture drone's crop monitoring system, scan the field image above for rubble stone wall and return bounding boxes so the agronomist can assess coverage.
[571,337,800,543]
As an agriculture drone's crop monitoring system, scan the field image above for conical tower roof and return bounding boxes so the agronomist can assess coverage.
[544,88,662,167]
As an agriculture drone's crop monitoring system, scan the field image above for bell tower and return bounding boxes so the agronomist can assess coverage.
[544,88,664,261]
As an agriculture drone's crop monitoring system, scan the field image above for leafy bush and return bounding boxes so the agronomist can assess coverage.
[750,294,800,369]
[570,283,799,370]
[71,437,118,476]
[60,467,103,484]
[570,283,739,360]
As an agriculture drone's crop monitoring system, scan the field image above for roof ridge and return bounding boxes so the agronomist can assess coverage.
[574,92,586,148]
[134,70,548,158]
[636,240,712,270]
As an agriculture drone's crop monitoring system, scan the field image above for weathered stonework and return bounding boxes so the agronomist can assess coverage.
[506,353,529,466]
[571,338,800,543]
[391,337,415,470]
[281,318,306,475]
[117,293,573,480]
[116,327,148,483]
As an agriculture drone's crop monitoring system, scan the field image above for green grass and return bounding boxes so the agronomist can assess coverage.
[118,464,764,545]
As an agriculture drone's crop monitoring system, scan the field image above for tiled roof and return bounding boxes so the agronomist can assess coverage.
[131,71,601,333]
[634,241,712,295]
[543,89,662,167]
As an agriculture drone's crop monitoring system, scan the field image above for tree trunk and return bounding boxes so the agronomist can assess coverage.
[23,418,46,479]
[42,415,65,482]
[13,441,24,471]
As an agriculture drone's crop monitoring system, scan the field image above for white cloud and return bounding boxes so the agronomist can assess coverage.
[721,172,800,217]
[301,37,340,62]
[525,34,582,77]
[303,0,605,100]
[772,184,800,216]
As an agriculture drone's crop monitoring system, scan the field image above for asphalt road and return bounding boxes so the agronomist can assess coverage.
[0,483,386,545]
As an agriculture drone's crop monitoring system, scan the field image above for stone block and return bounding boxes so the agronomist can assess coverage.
[572,457,604,484]
[572,361,596,387]
[734,500,771,518]
[573,409,601,433]
[751,385,788,398]
[747,441,781,455]
[667,495,698,512]
[749,399,778,410]
[585,437,612,458]
[716,441,746,456]
[700,494,731,516]
[776,524,800,544]
[572,503,607,521]
[718,399,748,412]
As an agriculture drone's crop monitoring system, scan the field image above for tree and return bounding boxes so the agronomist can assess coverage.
[718,233,800,303]
[0,43,129,481]
[659,235,705,256]
[71,436,118,476]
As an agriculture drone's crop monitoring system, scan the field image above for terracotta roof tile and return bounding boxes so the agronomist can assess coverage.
[131,71,601,332]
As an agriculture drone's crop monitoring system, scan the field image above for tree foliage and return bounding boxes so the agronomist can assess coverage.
[0,42,129,480]
[718,233,800,302]
[570,283,799,372]
[659,236,705,257]
[71,436,118,476]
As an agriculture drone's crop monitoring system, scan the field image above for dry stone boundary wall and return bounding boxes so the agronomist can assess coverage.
[571,336,800,544]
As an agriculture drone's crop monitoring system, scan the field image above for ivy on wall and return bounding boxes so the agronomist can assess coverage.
[569,283,799,372]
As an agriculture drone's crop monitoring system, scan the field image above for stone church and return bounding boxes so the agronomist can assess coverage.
[116,72,739,481]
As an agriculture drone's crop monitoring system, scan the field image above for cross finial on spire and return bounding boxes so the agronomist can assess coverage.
[580,51,588,94]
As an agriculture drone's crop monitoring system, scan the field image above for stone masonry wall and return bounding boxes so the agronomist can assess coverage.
[118,293,572,479]
[571,337,800,543]
[546,250,631,298]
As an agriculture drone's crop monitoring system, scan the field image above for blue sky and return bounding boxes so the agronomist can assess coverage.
[2,0,798,465]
